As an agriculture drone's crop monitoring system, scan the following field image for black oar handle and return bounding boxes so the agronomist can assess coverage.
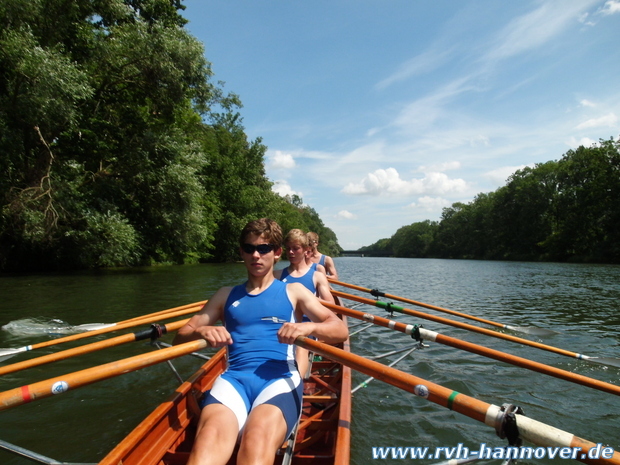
[370,288,386,298]
[134,324,167,342]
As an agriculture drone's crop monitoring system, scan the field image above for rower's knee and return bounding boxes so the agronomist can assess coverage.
[191,405,239,463]
[237,431,284,465]
[237,411,288,464]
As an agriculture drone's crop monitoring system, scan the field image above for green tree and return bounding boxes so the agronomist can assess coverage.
[0,0,344,271]
[391,220,437,258]
[0,15,95,269]
[359,238,392,256]
[0,0,241,270]
[198,113,276,262]
[491,162,560,260]
[433,202,473,258]
[546,139,620,261]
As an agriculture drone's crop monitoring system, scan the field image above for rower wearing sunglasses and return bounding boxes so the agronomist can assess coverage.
[173,218,348,465]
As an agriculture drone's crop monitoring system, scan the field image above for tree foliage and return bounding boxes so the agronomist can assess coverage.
[0,0,340,271]
[362,138,620,264]
[391,220,437,258]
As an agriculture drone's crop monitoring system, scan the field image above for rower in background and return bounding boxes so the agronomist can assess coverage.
[307,231,339,280]
[275,228,335,378]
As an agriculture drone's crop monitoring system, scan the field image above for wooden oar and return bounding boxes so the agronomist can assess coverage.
[0,301,205,363]
[0,320,189,377]
[328,279,556,336]
[114,301,205,325]
[0,438,77,465]
[0,339,208,411]
[331,290,620,369]
[296,336,620,465]
[326,302,620,397]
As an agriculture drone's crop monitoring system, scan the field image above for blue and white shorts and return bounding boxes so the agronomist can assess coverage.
[201,360,303,438]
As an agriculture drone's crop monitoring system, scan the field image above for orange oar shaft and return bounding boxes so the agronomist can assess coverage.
[20,303,204,352]
[298,337,620,465]
[0,339,208,411]
[331,290,588,360]
[116,301,206,325]
[326,303,620,397]
[0,319,189,377]
[329,278,507,329]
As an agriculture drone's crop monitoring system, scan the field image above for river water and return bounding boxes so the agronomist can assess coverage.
[0,258,619,465]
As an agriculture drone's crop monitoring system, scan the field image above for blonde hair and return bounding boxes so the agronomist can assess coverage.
[285,229,309,247]
[307,232,319,249]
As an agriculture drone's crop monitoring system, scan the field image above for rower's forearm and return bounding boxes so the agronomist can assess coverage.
[312,320,348,344]
[173,324,202,345]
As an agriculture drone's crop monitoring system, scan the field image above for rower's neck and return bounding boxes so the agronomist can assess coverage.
[245,274,275,295]
[289,260,310,275]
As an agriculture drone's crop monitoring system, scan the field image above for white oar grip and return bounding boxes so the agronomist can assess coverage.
[418,327,438,342]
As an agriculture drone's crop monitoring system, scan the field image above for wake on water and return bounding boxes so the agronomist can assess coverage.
[1,317,111,336]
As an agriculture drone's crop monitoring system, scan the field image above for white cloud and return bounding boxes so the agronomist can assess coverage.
[335,210,356,220]
[409,196,452,211]
[392,76,474,132]
[376,48,452,90]
[342,168,468,196]
[417,161,461,173]
[269,150,296,170]
[482,165,531,185]
[578,12,595,26]
[567,137,597,148]
[341,142,387,165]
[482,1,599,62]
[575,113,618,129]
[469,135,491,147]
[580,99,596,108]
[600,0,620,15]
[271,180,301,198]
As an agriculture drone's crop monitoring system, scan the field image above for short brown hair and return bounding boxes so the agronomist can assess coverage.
[239,218,283,247]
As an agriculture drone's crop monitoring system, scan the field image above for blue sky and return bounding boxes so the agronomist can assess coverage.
[183,0,620,250]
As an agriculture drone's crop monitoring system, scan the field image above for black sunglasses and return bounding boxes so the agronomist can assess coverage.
[241,243,276,255]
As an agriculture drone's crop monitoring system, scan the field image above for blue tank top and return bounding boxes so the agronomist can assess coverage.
[279,266,316,294]
[318,254,326,266]
[224,279,296,369]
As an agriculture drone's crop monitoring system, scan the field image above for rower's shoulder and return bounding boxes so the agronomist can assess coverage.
[283,281,312,299]
[209,285,235,304]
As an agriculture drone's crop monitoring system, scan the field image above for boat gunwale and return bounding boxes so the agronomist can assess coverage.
[99,348,228,465]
